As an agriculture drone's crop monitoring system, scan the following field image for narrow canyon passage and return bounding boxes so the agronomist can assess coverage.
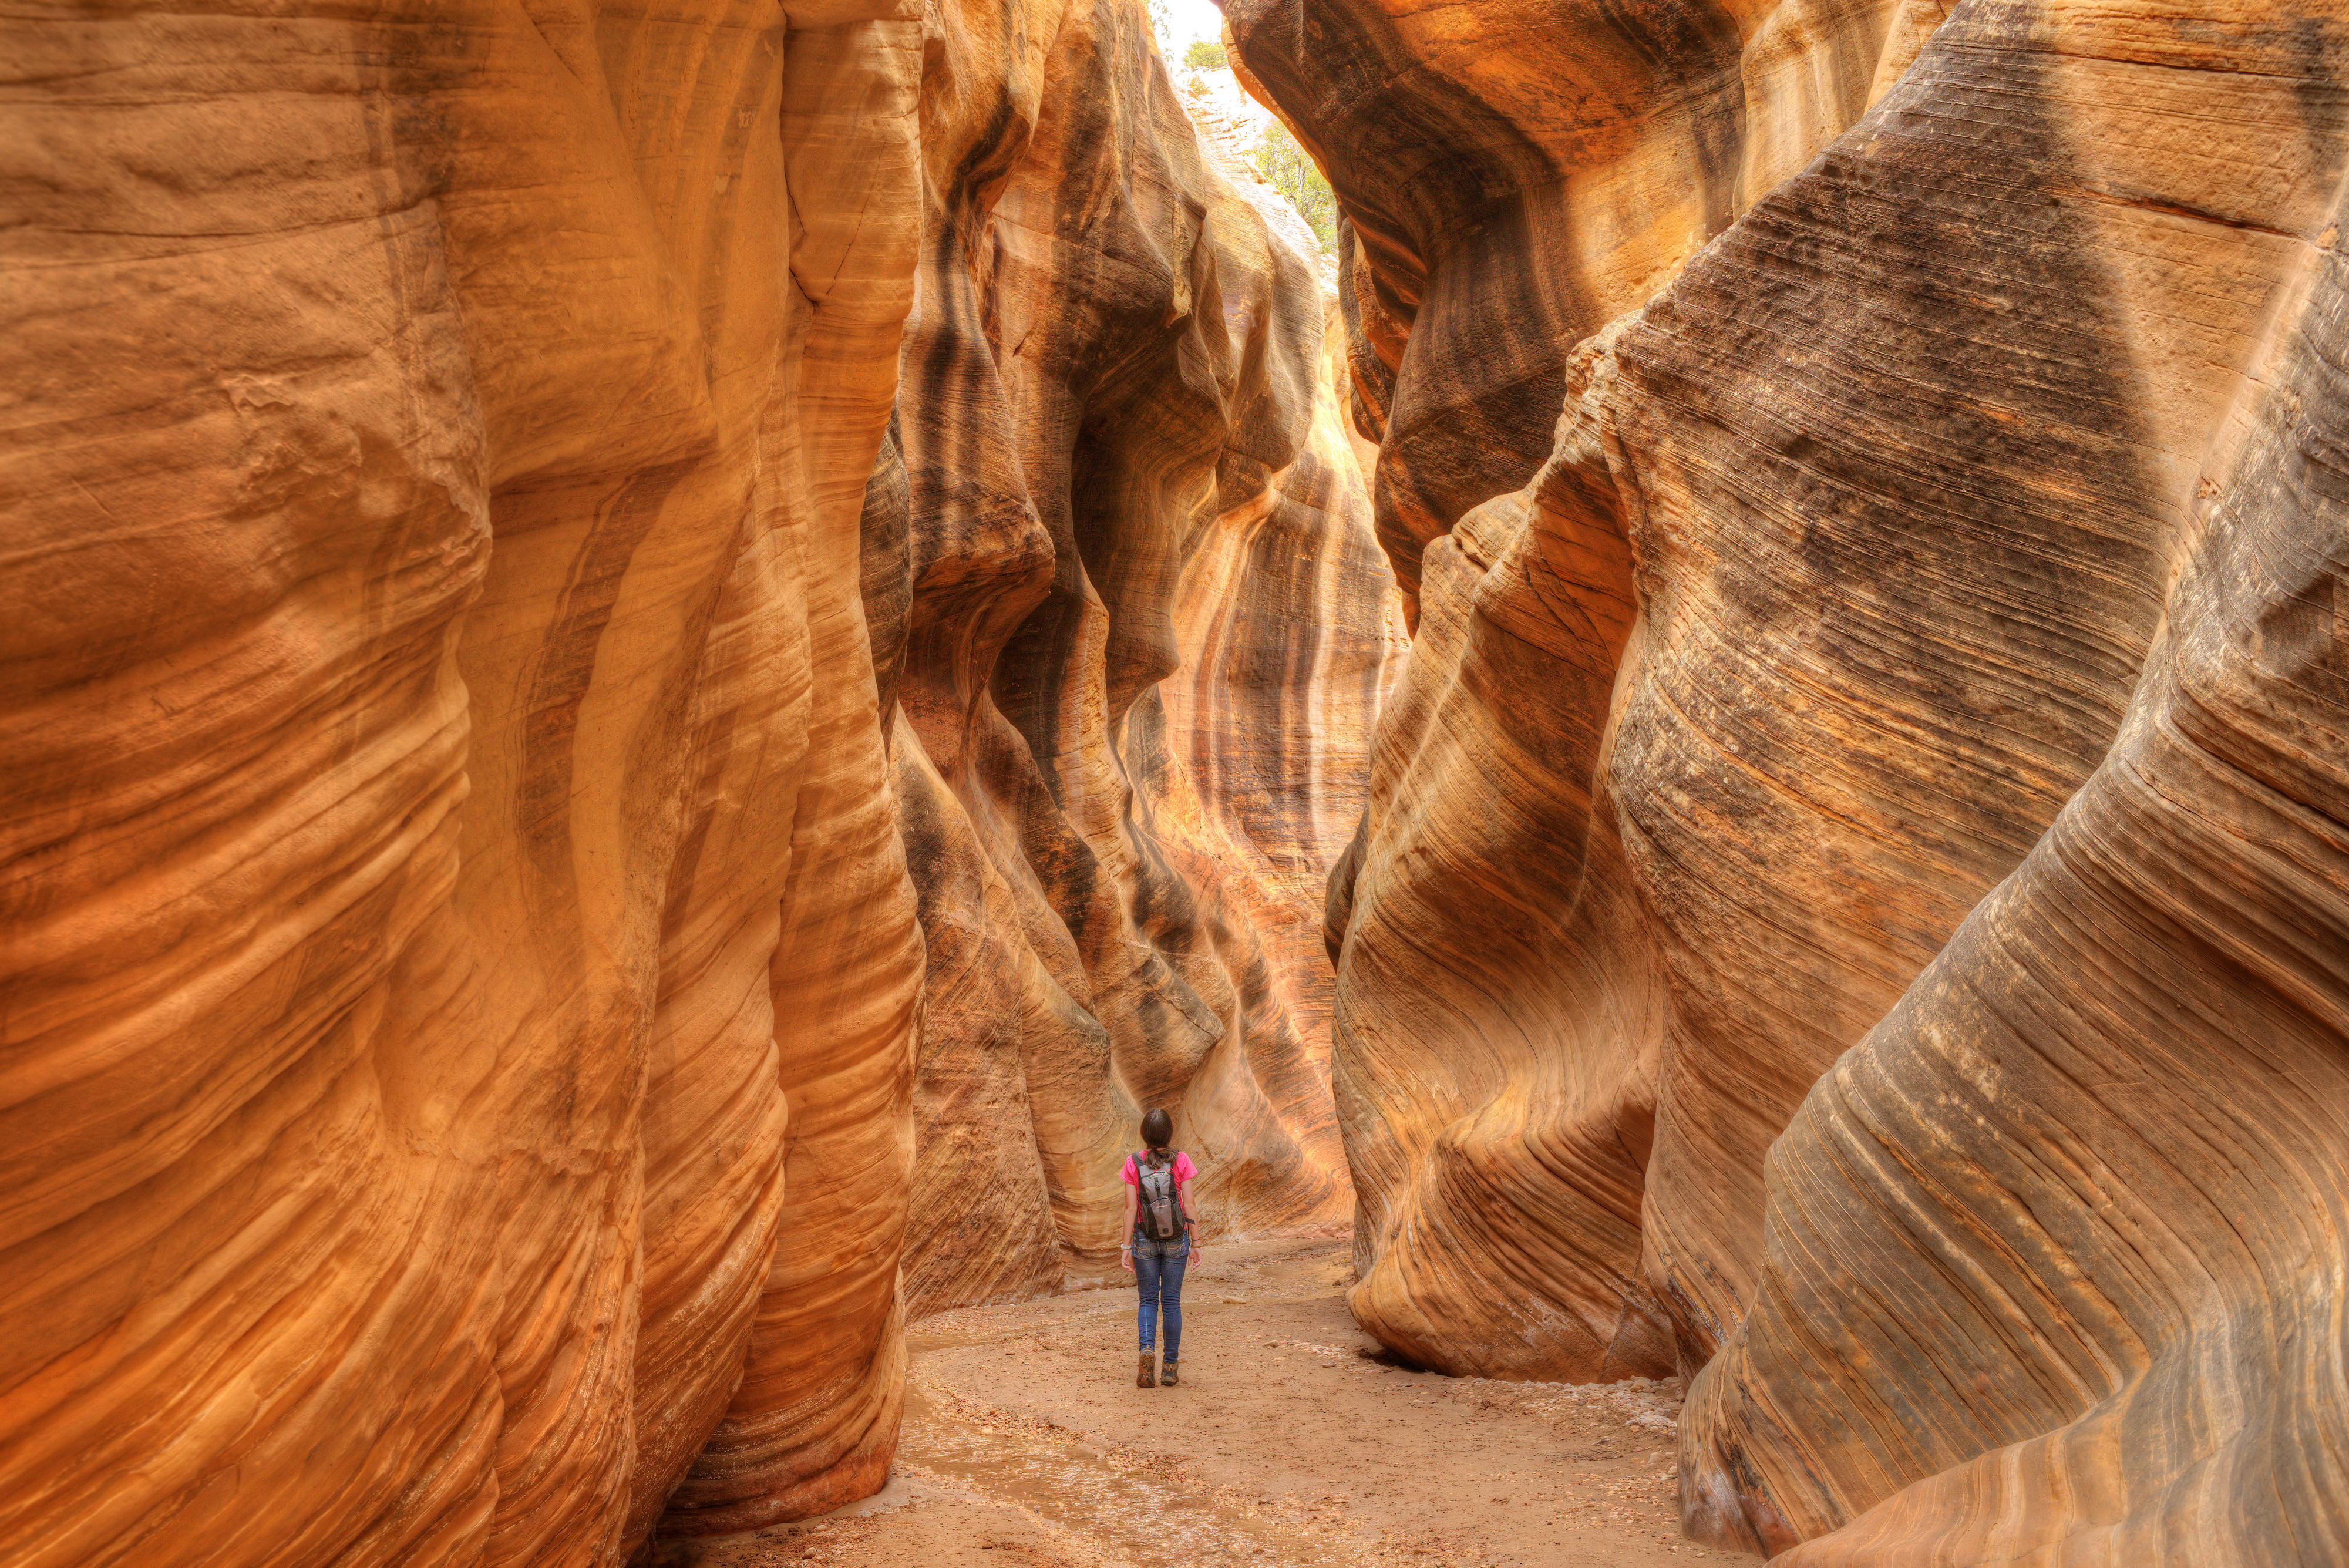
[654,1241,1756,1568]
[6,0,2348,1564]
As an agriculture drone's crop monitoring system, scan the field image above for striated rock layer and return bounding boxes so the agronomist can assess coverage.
[4,4,925,1560]
[879,0,1397,1318]
[1232,0,2349,1560]
[1,2,1384,1564]
[1233,0,1954,1388]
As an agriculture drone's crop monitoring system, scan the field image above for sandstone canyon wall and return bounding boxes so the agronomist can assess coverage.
[880,4,1394,1315]
[1,4,1385,1564]
[1228,0,2349,1560]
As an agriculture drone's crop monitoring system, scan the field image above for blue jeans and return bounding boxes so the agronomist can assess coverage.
[1135,1239,1188,1361]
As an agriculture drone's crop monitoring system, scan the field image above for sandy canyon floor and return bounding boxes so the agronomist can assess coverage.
[652,1239,1763,1568]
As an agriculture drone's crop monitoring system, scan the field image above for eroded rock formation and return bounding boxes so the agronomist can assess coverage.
[20,0,2341,1554]
[5,6,924,1560]
[879,0,1394,1318]
[1231,0,2349,1559]
[1233,0,1965,1391]
[1,1,1385,1562]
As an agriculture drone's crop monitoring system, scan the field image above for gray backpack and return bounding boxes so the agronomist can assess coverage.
[1134,1150,1185,1242]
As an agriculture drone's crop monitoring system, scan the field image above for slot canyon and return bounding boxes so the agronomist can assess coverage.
[2,0,2344,1562]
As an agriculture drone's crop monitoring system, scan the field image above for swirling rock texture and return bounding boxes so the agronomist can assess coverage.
[879,0,1394,1316]
[1233,0,2349,1559]
[2,2,1378,1566]
[4,4,927,1561]
[1233,0,1963,1390]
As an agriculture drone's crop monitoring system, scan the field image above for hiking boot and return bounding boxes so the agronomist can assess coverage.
[1159,1360,1179,1387]
[1137,1352,1157,1388]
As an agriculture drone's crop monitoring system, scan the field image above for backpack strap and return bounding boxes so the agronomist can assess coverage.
[1132,1150,1194,1236]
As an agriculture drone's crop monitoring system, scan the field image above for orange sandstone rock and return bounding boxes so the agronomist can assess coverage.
[1,0,1384,1562]
[883,0,1401,1316]
[1232,0,1939,1391]
[1,3,903,1563]
[1233,0,2349,1559]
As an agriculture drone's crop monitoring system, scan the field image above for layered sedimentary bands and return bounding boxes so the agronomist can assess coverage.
[16,0,2349,1558]
[1230,0,2349,1560]
[1,3,1388,1563]
[884,18,1396,1314]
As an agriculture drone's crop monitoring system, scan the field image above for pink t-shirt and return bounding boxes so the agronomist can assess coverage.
[1122,1150,1196,1192]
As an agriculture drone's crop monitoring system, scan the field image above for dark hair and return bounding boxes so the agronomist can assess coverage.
[1140,1107,1174,1151]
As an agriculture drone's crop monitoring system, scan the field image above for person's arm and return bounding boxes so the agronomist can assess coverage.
[1177,1170,1202,1263]
[1120,1165,1137,1272]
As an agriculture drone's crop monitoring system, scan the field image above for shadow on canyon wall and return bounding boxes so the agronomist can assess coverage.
[4,0,2346,1563]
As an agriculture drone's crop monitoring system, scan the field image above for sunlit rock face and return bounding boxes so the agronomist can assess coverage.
[1230,0,1941,1391]
[1227,0,1945,613]
[1,1,1381,1563]
[1234,0,2349,1558]
[881,0,1401,1317]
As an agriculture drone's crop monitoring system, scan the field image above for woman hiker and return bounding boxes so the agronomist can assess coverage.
[1120,1107,1201,1387]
